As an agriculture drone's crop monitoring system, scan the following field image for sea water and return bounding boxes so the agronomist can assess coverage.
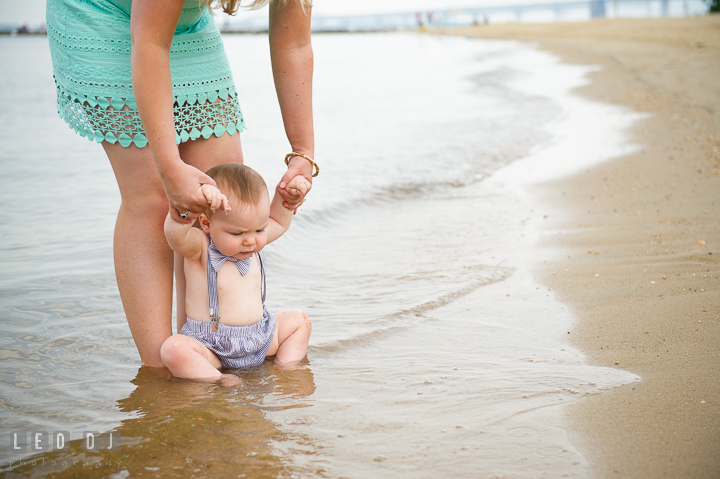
[0,33,639,478]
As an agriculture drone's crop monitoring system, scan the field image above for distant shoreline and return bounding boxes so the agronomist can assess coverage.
[0,31,46,35]
[0,29,403,35]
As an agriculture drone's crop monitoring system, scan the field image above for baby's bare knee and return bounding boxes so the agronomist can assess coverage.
[296,310,311,331]
[160,335,189,366]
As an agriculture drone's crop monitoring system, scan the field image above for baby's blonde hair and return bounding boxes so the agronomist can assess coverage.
[203,0,312,14]
[205,163,267,214]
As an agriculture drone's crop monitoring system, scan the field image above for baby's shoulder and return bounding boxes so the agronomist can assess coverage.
[184,231,210,265]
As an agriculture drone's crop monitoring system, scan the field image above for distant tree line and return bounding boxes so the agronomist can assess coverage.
[708,0,720,13]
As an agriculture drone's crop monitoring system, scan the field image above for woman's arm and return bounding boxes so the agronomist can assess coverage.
[131,0,216,222]
[269,1,315,209]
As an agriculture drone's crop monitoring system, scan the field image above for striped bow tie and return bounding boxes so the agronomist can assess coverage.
[208,240,252,275]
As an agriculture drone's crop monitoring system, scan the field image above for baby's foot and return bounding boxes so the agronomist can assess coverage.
[217,373,243,388]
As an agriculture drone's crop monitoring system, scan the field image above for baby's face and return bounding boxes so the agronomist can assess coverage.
[201,194,270,259]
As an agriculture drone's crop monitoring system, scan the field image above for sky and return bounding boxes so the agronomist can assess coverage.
[0,0,595,27]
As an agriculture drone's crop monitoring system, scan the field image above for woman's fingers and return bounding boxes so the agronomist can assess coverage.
[163,163,218,215]
[282,197,304,210]
[199,172,217,188]
[278,190,303,210]
[170,207,197,224]
[169,198,205,217]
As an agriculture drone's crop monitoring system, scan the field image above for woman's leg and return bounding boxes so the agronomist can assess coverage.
[103,134,243,365]
[174,253,188,332]
[104,142,174,367]
[175,133,244,329]
[179,130,244,171]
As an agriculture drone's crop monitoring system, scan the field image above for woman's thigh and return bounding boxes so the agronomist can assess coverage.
[103,142,166,207]
[105,133,244,193]
[179,133,244,172]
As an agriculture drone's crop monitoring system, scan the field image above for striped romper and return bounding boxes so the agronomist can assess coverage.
[180,241,277,369]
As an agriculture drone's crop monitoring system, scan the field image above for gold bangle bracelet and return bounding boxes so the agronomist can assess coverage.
[284,152,319,178]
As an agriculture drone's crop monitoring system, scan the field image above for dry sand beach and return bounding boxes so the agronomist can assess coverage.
[443,16,720,479]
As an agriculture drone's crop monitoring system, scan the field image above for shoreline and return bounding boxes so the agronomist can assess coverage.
[441,16,720,478]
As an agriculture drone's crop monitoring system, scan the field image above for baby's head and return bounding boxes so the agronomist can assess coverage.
[205,163,267,212]
[199,163,270,259]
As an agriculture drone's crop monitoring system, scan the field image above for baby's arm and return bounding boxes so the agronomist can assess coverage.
[266,176,311,243]
[164,185,228,260]
[164,213,206,261]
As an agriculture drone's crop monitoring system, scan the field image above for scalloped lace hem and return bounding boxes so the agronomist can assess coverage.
[55,83,246,148]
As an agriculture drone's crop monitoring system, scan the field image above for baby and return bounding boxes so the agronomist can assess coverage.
[161,163,312,385]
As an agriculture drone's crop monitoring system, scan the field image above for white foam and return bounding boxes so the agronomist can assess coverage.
[490,43,649,186]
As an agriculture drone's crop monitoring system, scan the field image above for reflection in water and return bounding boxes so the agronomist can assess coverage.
[4,364,319,478]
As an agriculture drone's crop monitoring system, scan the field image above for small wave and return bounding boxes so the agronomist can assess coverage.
[309,265,513,357]
[308,325,407,357]
[293,175,487,230]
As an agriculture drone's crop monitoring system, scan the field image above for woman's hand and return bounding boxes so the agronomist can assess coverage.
[160,161,217,223]
[278,156,313,210]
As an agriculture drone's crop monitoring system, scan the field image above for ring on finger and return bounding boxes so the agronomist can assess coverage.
[179,210,191,219]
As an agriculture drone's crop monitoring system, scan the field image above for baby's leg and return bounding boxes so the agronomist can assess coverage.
[266,310,312,365]
[161,334,240,385]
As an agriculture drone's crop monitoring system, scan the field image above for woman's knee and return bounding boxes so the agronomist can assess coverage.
[119,190,168,219]
[104,143,168,216]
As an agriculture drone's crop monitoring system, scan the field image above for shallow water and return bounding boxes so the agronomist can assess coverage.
[0,32,639,478]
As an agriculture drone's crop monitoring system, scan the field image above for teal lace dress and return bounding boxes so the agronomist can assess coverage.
[46,0,246,148]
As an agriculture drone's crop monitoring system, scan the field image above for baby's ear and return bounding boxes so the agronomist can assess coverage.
[198,213,212,233]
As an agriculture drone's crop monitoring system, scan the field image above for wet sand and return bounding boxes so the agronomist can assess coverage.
[442,16,720,478]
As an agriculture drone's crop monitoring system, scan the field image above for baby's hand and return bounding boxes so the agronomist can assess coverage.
[200,184,231,212]
[284,175,312,200]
